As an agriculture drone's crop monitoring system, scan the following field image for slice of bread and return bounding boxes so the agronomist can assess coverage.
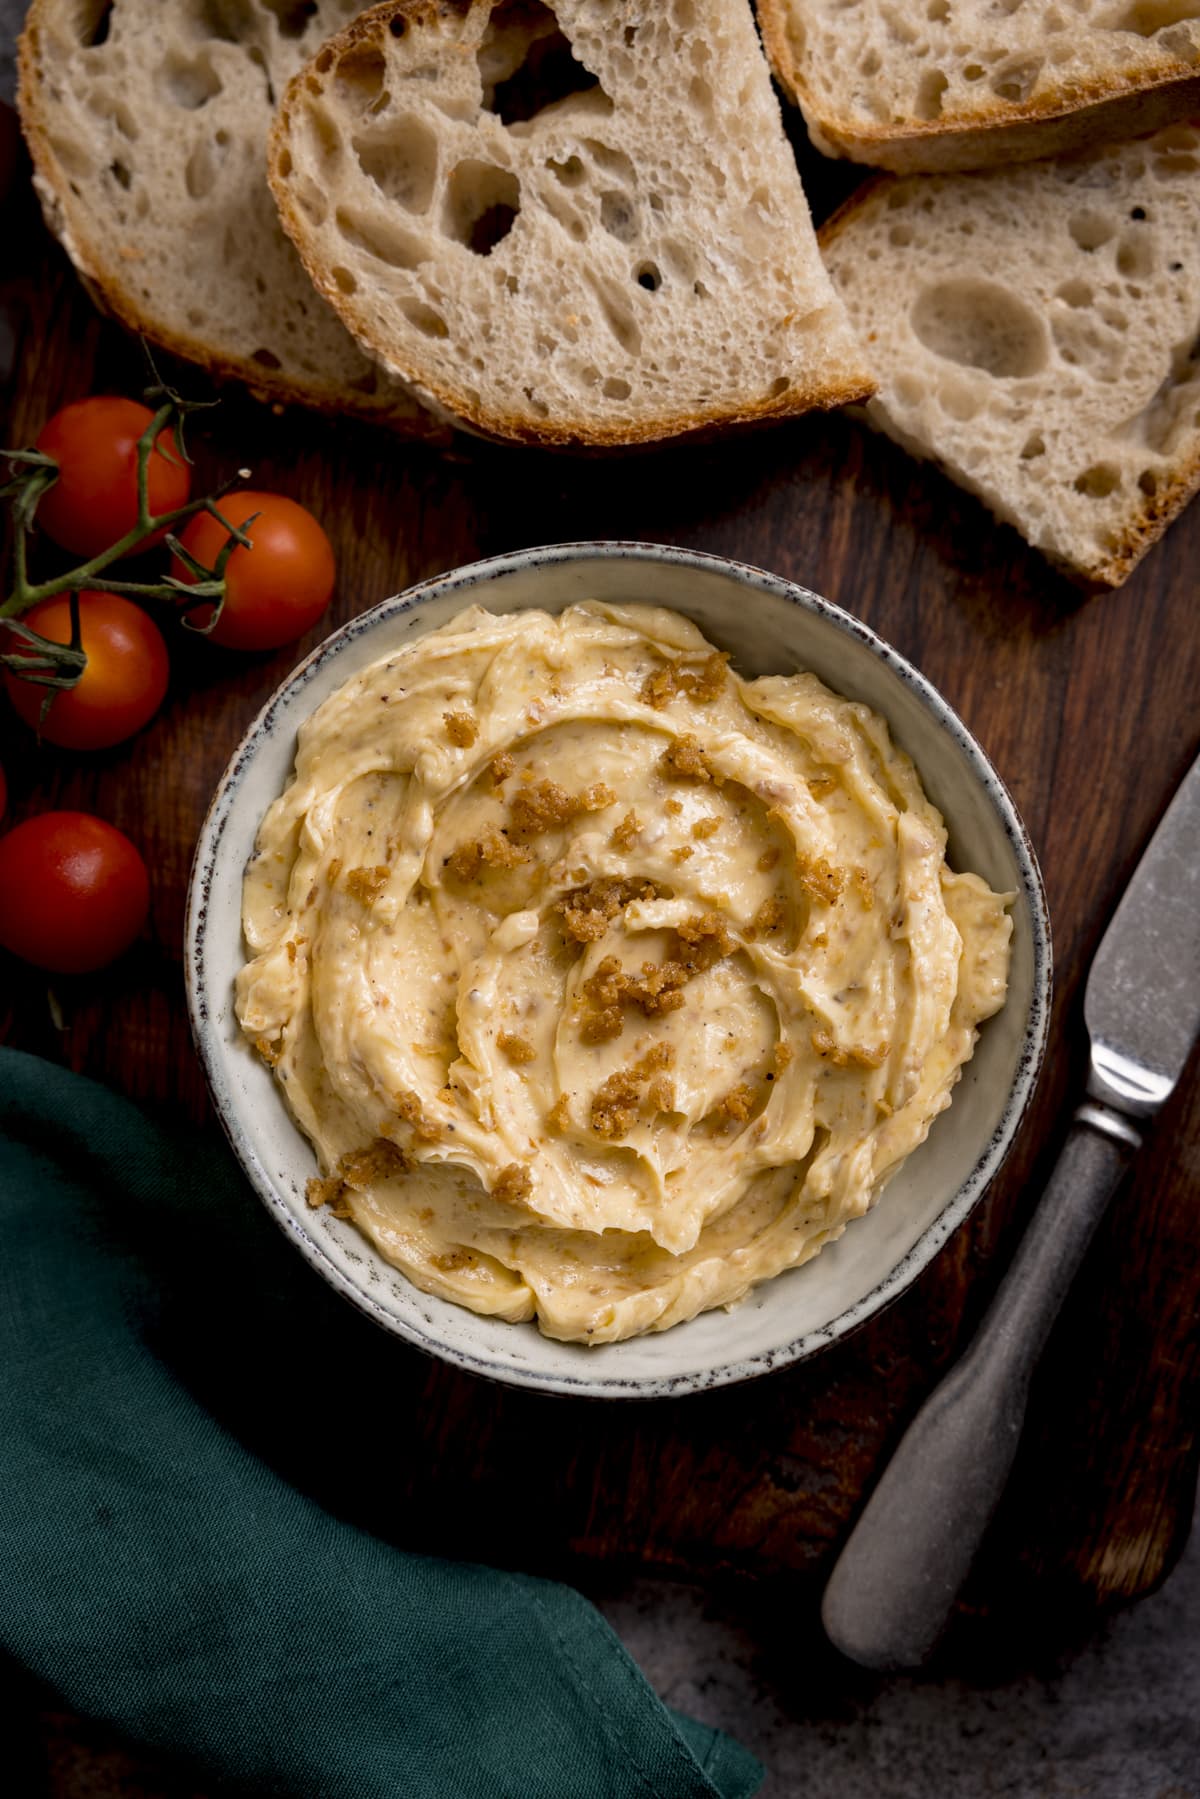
[758,0,1200,174]
[267,0,873,447]
[819,126,1200,589]
[18,0,439,432]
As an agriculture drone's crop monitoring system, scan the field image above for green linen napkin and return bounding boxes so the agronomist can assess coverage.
[0,1047,762,1799]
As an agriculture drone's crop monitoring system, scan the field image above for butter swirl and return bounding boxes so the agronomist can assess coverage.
[236,603,1011,1342]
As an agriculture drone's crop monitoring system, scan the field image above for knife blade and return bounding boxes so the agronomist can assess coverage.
[1086,751,1200,1117]
[821,749,1200,1671]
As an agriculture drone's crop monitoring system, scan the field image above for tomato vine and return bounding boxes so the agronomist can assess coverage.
[0,369,254,711]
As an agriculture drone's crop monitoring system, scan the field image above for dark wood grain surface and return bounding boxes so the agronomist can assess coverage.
[3,152,1199,1682]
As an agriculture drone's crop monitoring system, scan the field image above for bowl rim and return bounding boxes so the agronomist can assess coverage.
[185,540,1052,1398]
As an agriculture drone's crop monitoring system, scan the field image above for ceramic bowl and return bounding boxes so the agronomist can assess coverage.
[186,543,1051,1398]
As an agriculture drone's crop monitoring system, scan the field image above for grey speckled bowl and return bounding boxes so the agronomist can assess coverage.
[185,544,1051,1398]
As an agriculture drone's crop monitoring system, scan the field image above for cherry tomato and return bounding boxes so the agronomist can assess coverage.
[35,396,191,558]
[4,591,169,750]
[0,811,149,974]
[172,490,335,652]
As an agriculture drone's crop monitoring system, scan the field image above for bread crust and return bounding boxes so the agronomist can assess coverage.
[817,171,1200,590]
[16,1,447,437]
[1081,438,1200,590]
[757,0,1200,174]
[269,0,874,448]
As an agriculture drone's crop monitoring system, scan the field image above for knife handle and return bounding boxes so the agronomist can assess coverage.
[821,1102,1141,1671]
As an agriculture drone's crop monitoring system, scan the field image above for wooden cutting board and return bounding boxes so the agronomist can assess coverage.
[3,155,1199,1662]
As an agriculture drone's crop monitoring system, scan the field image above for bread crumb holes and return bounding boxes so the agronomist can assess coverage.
[1074,464,1121,498]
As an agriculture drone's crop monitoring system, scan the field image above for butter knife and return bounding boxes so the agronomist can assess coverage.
[822,749,1200,1670]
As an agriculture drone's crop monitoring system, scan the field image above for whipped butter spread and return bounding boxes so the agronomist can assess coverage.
[236,603,1012,1343]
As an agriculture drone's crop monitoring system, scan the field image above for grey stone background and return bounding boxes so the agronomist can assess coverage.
[3,5,1197,1795]
[588,1548,1200,1797]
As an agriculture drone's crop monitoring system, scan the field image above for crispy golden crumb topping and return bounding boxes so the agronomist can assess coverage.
[659,734,722,784]
[712,1083,756,1129]
[811,1030,888,1070]
[546,1093,572,1134]
[444,710,478,747]
[611,808,641,850]
[675,911,735,970]
[306,1138,411,1217]
[588,1040,680,1140]
[556,876,667,944]
[590,1070,643,1139]
[798,855,845,904]
[493,1163,533,1205]
[647,1074,676,1113]
[394,1087,444,1142]
[344,864,389,905]
[509,778,616,840]
[749,894,785,938]
[446,824,529,882]
[851,866,876,909]
[640,651,728,710]
[578,913,734,1044]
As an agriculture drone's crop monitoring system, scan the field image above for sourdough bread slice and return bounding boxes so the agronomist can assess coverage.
[267,0,873,447]
[18,0,439,432]
[758,0,1200,174]
[819,126,1200,588]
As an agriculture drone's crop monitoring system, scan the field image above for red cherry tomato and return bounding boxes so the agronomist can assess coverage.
[172,490,336,652]
[0,811,149,974]
[4,591,169,750]
[35,396,191,558]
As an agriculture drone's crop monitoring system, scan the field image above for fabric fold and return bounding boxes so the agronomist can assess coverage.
[0,1048,762,1799]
